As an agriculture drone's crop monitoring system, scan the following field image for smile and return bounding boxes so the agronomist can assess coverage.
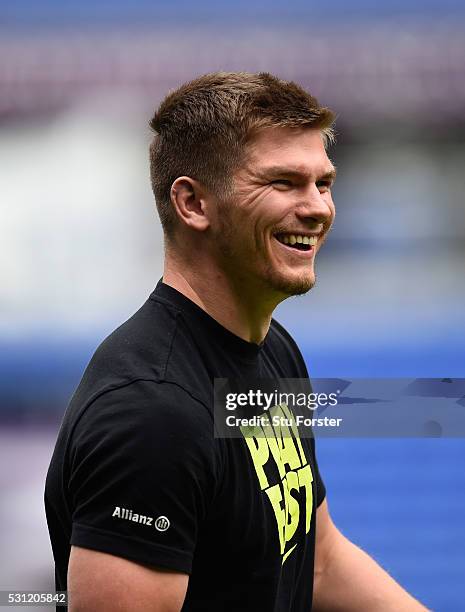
[274,233,318,252]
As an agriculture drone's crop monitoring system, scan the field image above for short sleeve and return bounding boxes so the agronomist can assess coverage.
[68,380,217,574]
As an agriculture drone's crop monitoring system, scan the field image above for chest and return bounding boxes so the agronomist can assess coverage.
[212,413,317,570]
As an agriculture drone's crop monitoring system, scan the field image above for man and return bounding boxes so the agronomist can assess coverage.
[45,72,427,611]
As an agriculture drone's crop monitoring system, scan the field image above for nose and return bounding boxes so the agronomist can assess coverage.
[295,184,334,226]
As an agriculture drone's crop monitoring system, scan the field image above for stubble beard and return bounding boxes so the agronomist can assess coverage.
[263,262,316,296]
[216,205,316,298]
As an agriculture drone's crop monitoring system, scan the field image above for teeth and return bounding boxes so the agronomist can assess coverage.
[276,234,318,247]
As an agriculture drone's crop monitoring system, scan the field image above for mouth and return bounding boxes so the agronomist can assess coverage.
[274,233,318,253]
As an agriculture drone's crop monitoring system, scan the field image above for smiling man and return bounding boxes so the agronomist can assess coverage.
[211,126,335,303]
[45,72,427,611]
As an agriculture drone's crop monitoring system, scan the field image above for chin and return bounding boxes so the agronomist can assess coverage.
[268,270,316,296]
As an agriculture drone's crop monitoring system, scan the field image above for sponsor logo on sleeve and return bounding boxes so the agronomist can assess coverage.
[112,506,169,531]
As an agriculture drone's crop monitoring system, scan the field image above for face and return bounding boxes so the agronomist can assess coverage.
[209,127,336,299]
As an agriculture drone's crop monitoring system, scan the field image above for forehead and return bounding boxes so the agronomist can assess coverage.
[241,126,333,176]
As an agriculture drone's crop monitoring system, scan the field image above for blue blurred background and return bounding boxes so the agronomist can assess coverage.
[1,0,465,609]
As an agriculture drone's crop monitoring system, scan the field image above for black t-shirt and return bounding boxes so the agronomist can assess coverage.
[45,280,326,611]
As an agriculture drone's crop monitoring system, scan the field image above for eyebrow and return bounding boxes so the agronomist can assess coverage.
[257,164,337,182]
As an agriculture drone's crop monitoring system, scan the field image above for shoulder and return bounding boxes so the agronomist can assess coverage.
[74,379,212,444]
[69,379,219,492]
[69,294,208,417]
[84,297,178,388]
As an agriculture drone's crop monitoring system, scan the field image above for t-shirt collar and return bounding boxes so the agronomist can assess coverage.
[151,279,265,362]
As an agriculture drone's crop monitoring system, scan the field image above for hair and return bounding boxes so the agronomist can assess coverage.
[149,71,336,237]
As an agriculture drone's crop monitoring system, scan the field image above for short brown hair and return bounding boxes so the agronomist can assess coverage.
[149,71,335,236]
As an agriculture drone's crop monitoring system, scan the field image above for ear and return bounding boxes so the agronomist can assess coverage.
[170,176,210,232]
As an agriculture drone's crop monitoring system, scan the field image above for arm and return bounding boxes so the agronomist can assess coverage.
[65,382,217,611]
[313,499,429,611]
[68,546,188,612]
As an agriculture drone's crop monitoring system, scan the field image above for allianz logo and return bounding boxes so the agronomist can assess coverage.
[112,506,170,532]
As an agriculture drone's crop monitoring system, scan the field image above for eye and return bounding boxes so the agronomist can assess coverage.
[316,180,332,193]
[270,179,292,188]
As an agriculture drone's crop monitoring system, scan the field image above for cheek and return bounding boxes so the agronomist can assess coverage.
[325,195,336,221]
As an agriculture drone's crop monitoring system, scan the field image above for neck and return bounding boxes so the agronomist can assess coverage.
[163,251,282,345]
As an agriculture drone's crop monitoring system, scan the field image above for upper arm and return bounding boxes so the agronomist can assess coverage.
[68,381,218,582]
[314,495,429,611]
[68,545,188,612]
[315,498,342,581]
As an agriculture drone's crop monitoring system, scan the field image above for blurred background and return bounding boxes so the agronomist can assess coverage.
[1,0,465,609]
